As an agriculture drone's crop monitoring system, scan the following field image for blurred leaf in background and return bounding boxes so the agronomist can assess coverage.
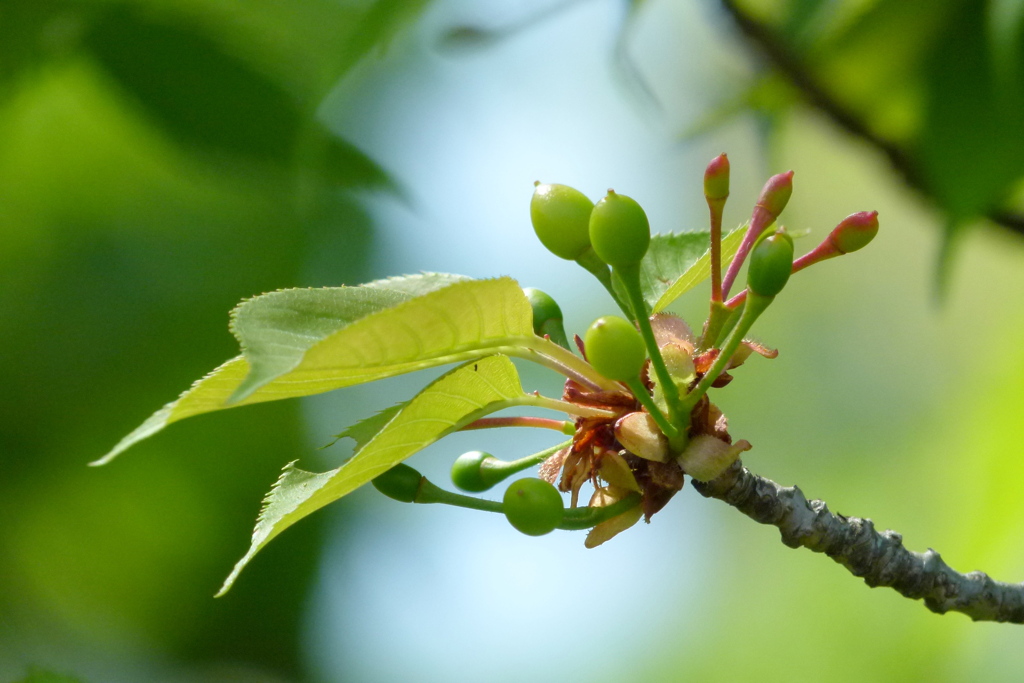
[0,0,432,680]
[701,0,1024,277]
[11,668,85,683]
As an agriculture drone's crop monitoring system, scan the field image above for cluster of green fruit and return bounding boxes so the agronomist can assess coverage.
[374,156,879,541]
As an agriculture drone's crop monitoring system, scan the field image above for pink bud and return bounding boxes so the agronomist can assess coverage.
[791,210,880,274]
[755,170,794,220]
[828,210,879,254]
[720,170,795,298]
[704,154,730,201]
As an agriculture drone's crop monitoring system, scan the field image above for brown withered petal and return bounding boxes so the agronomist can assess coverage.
[598,451,643,492]
[677,435,752,482]
[558,449,583,490]
[615,411,669,463]
[743,339,778,359]
[711,372,733,388]
[641,462,685,520]
[585,504,644,548]
[694,348,719,375]
[560,449,592,508]
[688,394,712,436]
[707,403,731,442]
[727,339,779,370]
[539,447,568,484]
[563,380,636,407]
[589,484,631,508]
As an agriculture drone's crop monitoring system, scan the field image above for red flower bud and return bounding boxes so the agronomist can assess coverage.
[791,210,880,275]
[828,210,879,254]
[704,154,730,201]
[721,170,794,298]
[755,170,794,220]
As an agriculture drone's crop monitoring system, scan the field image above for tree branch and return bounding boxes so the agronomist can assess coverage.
[717,0,1024,238]
[692,461,1024,623]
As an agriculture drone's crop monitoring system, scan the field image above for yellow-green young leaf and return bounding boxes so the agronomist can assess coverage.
[230,272,470,397]
[653,225,746,312]
[217,355,527,595]
[95,276,535,465]
[229,276,532,402]
[328,402,407,450]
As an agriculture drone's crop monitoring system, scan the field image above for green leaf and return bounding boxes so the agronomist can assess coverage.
[337,0,434,75]
[918,1,1024,222]
[612,226,744,314]
[12,669,85,683]
[327,402,407,449]
[95,276,534,465]
[83,6,395,191]
[217,355,527,595]
[229,275,533,400]
[229,272,471,398]
[85,7,302,162]
[651,225,745,313]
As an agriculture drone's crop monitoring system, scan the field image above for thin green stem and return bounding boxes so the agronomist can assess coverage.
[616,263,684,425]
[576,248,633,317]
[708,197,726,303]
[416,478,504,512]
[712,302,745,349]
[698,300,731,352]
[624,376,679,441]
[414,476,642,531]
[538,318,571,350]
[478,441,571,489]
[558,492,642,530]
[680,293,773,414]
[525,393,618,419]
[514,337,621,393]
[462,417,573,433]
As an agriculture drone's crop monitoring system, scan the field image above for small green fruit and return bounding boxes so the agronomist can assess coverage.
[372,463,422,503]
[503,478,564,536]
[451,450,496,492]
[530,183,594,260]
[747,230,794,298]
[588,190,650,267]
[522,287,569,348]
[584,315,647,382]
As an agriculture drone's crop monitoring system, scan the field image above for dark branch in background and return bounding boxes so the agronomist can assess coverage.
[717,0,1024,238]
[692,461,1024,622]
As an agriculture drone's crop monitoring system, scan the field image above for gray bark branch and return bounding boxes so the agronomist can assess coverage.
[691,461,1024,623]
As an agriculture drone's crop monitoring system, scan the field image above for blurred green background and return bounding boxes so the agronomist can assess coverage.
[3,0,1024,681]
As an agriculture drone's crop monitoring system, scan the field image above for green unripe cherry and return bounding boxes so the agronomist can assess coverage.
[747,229,795,298]
[530,183,594,260]
[588,190,650,267]
[451,450,496,492]
[522,287,568,348]
[372,463,423,503]
[584,315,647,382]
[503,477,564,536]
